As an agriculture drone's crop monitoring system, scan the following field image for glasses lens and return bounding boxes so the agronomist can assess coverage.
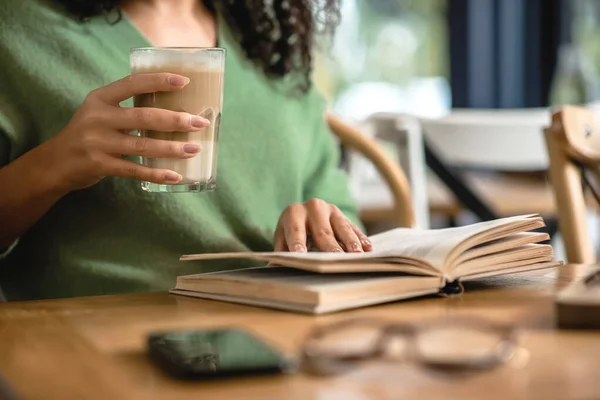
[308,323,382,357]
[302,321,385,375]
[414,327,514,369]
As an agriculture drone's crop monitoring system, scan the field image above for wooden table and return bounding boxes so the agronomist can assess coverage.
[1,264,599,400]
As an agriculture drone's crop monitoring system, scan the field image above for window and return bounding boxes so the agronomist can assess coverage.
[314,0,450,119]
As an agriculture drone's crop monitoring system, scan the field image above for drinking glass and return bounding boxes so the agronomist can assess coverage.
[130,47,226,193]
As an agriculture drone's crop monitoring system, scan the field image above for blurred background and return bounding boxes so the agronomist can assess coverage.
[313,0,600,259]
[315,0,600,114]
[314,0,449,118]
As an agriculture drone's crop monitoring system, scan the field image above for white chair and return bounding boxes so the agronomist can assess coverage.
[343,112,430,229]
[327,113,415,229]
[418,108,557,221]
[348,108,559,228]
[420,108,550,170]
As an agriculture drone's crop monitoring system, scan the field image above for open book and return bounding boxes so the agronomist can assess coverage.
[171,215,563,314]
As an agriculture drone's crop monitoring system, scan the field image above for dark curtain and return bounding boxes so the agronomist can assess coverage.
[448,0,571,108]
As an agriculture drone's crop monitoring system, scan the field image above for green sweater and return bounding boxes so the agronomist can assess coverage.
[0,0,360,301]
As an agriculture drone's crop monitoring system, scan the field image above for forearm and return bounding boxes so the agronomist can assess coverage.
[0,146,66,250]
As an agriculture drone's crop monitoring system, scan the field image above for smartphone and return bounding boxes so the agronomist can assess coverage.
[147,328,295,379]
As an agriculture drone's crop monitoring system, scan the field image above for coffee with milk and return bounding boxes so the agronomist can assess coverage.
[130,48,225,192]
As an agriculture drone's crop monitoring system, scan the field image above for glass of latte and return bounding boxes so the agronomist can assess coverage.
[130,47,225,193]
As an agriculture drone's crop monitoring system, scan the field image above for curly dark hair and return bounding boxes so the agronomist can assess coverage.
[54,0,341,92]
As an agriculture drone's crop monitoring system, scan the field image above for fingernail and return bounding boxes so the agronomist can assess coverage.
[332,247,344,253]
[362,239,372,247]
[165,171,182,182]
[294,244,307,253]
[168,75,190,86]
[351,242,363,252]
[183,143,201,154]
[191,116,210,128]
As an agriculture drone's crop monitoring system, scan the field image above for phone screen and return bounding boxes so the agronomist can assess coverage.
[148,328,293,379]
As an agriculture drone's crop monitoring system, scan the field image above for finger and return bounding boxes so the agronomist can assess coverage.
[103,156,183,184]
[282,205,308,253]
[273,230,288,252]
[330,209,363,253]
[352,224,373,251]
[114,107,210,132]
[92,73,190,105]
[305,199,343,253]
[105,132,202,159]
[269,231,287,265]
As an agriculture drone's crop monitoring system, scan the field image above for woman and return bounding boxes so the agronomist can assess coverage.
[0,0,372,301]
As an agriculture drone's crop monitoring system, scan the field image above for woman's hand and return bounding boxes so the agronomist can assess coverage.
[274,198,373,253]
[39,73,209,193]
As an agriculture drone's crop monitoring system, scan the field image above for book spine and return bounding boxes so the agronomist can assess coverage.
[439,280,465,297]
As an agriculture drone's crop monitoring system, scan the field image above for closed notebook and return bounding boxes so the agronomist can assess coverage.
[171,214,563,314]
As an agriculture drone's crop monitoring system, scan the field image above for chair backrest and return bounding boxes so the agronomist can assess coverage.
[421,108,551,171]
[358,112,430,229]
[544,106,600,263]
[327,113,415,228]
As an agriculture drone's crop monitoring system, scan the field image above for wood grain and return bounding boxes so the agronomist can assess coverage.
[545,107,596,264]
[0,264,598,400]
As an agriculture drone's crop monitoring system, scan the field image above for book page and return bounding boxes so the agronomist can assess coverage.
[458,261,562,281]
[451,244,553,277]
[253,259,439,276]
[180,215,541,272]
[452,232,549,265]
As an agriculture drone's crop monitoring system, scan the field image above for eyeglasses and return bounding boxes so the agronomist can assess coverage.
[300,317,520,376]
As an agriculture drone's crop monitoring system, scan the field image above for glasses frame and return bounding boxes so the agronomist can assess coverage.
[300,316,519,376]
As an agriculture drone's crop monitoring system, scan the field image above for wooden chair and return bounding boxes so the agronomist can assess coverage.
[326,113,415,228]
[545,106,600,263]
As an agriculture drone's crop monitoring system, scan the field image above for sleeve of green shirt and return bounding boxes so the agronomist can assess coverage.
[301,87,363,230]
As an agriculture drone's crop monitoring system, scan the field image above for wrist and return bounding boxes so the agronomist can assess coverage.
[23,141,72,198]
